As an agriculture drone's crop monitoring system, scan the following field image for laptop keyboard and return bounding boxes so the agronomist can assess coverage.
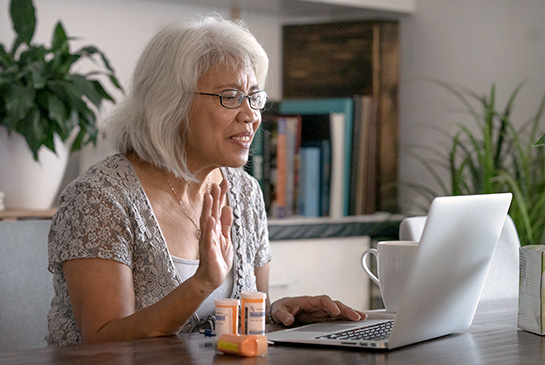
[316,320,395,341]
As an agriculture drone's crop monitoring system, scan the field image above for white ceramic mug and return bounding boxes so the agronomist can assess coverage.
[361,240,419,313]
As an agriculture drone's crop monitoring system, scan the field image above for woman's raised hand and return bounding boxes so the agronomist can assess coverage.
[194,179,233,291]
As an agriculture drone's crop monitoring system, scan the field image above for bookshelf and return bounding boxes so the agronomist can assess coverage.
[282,20,399,214]
[250,19,399,219]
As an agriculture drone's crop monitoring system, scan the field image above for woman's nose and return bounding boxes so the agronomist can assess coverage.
[237,102,260,124]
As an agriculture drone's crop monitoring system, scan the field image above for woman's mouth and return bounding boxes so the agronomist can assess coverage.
[231,135,252,143]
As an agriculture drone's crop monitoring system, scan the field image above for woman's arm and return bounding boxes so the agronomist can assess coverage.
[63,258,214,341]
[63,181,233,343]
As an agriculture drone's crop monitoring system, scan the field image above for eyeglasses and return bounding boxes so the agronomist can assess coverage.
[196,89,268,110]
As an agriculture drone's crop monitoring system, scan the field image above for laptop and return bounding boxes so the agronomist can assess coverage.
[267,193,513,350]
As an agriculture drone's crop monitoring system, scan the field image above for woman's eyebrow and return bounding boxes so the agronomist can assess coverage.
[223,85,261,93]
[216,83,261,92]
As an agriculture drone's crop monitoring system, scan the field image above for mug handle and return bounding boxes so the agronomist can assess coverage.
[361,248,380,286]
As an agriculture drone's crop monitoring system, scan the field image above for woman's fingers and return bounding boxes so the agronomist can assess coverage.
[219,179,228,200]
[270,298,297,326]
[271,295,365,326]
[220,206,233,239]
[315,295,341,316]
[334,300,364,321]
[199,190,213,246]
[209,178,228,222]
[311,296,363,321]
[210,183,220,221]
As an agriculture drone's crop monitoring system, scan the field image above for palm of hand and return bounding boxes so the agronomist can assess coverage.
[195,179,233,290]
[205,207,233,286]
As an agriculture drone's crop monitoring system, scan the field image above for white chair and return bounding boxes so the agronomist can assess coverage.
[0,219,53,351]
[399,215,520,301]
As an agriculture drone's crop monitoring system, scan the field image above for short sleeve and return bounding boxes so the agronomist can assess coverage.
[251,177,272,268]
[48,177,134,274]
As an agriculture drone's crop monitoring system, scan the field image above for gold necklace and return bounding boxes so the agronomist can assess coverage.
[166,174,212,240]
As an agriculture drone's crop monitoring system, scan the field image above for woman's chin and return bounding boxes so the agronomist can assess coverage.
[225,154,250,169]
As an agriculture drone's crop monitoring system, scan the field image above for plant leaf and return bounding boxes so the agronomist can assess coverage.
[19,108,43,160]
[534,134,545,147]
[5,84,35,128]
[0,44,12,67]
[51,21,69,52]
[10,0,36,45]
[26,60,47,89]
[77,46,124,92]
[69,74,104,108]
[46,93,68,135]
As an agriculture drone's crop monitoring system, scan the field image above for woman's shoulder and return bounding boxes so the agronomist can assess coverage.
[72,154,135,186]
[81,153,134,181]
[61,154,138,202]
[221,167,259,192]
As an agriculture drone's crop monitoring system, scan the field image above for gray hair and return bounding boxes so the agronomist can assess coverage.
[107,14,269,182]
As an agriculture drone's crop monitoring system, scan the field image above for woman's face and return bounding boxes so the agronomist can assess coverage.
[187,63,262,172]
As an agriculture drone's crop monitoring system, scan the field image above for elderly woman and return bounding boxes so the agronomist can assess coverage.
[46,14,364,346]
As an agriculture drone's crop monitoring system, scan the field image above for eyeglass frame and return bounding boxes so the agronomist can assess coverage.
[195,89,268,110]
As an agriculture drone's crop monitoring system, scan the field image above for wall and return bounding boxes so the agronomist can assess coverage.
[399,0,545,213]
[2,0,545,213]
[0,0,284,186]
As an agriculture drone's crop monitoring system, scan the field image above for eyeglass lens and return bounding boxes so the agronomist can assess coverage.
[221,90,267,110]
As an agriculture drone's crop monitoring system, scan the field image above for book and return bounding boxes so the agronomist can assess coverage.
[302,139,331,217]
[252,114,302,218]
[259,116,278,216]
[275,118,287,218]
[363,97,379,214]
[328,112,346,218]
[284,115,302,217]
[279,98,354,216]
[351,95,379,215]
[349,96,363,215]
[297,147,321,217]
[250,121,265,190]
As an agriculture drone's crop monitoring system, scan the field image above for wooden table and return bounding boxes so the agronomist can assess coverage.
[1,299,543,364]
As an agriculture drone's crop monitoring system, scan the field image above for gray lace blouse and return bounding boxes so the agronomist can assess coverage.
[46,154,272,346]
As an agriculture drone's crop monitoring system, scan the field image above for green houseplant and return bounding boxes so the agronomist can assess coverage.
[0,0,122,159]
[405,80,545,246]
[0,0,122,209]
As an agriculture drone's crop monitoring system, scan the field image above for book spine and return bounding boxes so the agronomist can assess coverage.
[297,147,321,217]
[275,118,287,218]
[319,140,331,217]
[261,121,274,216]
[251,127,264,190]
[285,116,302,217]
[329,113,345,218]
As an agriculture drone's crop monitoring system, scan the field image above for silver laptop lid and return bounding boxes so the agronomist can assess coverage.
[388,193,512,349]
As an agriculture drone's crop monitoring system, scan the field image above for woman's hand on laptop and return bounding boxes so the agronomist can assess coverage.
[269,295,366,326]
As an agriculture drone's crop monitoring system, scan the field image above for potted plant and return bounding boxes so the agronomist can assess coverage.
[404,80,545,246]
[0,0,122,210]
